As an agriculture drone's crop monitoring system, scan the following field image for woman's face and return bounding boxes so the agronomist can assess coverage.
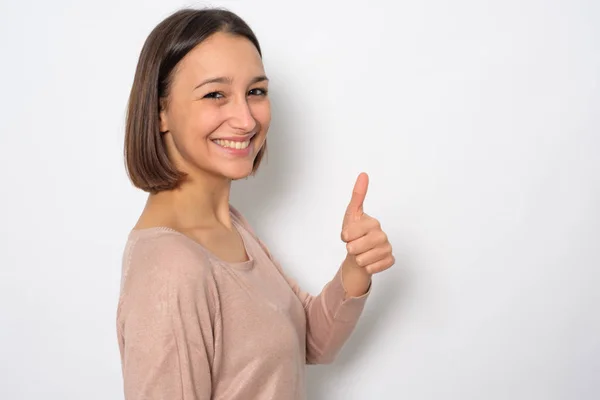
[159,32,271,182]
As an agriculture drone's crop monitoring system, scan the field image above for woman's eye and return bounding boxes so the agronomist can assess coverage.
[204,91,224,99]
[249,88,268,96]
[203,88,268,100]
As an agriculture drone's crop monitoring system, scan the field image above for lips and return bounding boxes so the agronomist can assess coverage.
[211,132,256,142]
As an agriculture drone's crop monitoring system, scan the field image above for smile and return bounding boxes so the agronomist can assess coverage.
[213,139,251,150]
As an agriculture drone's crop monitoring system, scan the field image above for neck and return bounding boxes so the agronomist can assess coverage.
[145,171,234,231]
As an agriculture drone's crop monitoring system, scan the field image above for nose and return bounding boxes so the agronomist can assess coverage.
[228,97,257,133]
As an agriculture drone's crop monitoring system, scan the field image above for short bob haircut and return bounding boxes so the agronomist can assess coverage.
[124,8,267,193]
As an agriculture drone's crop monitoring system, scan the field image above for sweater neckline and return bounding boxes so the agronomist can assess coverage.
[128,213,255,270]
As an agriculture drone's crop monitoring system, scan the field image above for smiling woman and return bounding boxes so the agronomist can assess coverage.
[124,11,271,192]
[117,6,391,400]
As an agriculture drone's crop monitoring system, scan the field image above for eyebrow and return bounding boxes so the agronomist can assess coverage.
[194,75,269,90]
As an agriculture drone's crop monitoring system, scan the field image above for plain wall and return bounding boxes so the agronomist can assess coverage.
[0,0,598,398]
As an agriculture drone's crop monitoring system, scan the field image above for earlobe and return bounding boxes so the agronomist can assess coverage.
[159,99,169,134]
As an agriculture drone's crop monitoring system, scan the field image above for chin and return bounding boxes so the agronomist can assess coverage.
[222,165,255,181]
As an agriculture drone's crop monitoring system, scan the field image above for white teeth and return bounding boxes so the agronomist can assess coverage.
[214,139,250,149]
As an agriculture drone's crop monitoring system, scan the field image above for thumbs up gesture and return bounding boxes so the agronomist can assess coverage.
[341,172,395,275]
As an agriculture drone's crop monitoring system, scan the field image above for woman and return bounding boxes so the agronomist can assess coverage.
[116,7,395,399]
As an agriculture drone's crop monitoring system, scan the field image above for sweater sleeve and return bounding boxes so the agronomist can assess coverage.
[262,242,371,364]
[229,205,372,364]
[117,235,220,400]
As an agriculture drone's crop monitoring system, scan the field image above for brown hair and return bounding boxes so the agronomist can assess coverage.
[124,7,267,193]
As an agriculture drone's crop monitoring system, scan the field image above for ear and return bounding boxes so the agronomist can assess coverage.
[159,98,169,133]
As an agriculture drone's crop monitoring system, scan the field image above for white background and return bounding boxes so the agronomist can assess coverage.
[1,0,598,399]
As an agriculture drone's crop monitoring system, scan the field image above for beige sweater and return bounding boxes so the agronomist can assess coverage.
[116,205,371,399]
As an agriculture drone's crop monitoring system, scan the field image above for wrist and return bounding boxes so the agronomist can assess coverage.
[341,254,372,298]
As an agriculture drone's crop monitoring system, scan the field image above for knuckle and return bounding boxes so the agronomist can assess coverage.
[380,231,388,242]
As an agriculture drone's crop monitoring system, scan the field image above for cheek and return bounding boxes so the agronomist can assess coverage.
[251,100,271,129]
[187,105,224,141]
[168,106,222,159]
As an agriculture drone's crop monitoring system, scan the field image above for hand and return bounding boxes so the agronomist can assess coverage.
[341,172,395,275]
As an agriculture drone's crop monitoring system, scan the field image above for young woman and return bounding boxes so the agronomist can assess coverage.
[116,7,395,399]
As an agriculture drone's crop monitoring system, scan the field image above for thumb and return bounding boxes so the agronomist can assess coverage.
[345,172,369,221]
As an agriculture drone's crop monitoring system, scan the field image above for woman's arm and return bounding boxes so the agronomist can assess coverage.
[117,236,219,399]
[230,205,371,364]
[266,247,371,364]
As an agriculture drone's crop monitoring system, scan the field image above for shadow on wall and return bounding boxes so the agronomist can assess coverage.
[231,88,413,399]
[230,89,297,222]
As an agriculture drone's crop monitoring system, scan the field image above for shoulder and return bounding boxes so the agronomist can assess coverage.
[117,230,221,339]
[128,228,212,274]
[119,229,217,308]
